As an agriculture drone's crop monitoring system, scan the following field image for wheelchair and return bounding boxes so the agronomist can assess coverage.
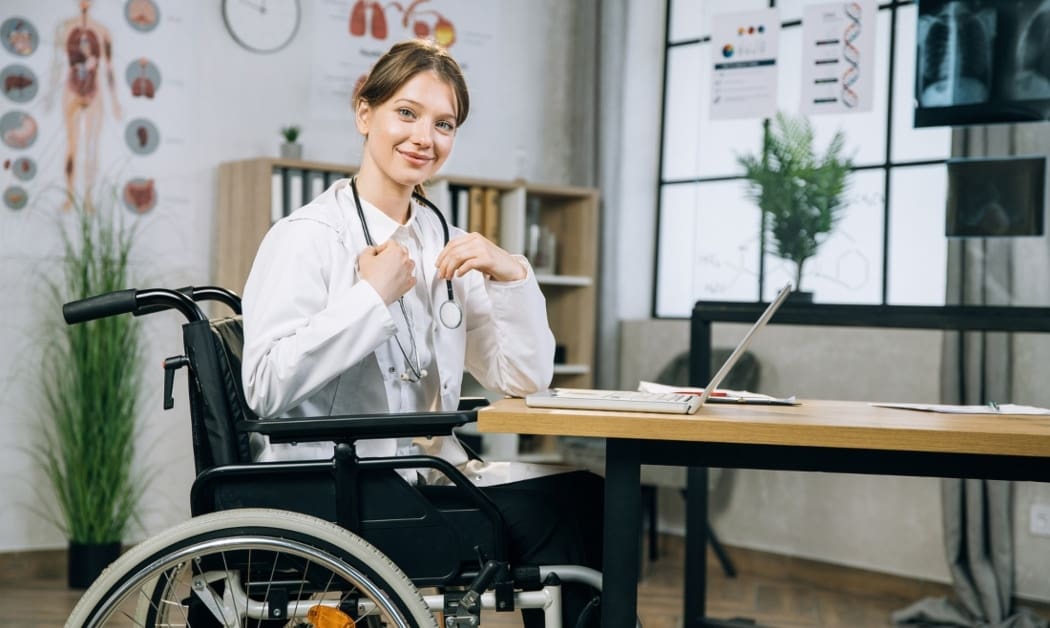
[63,286,605,628]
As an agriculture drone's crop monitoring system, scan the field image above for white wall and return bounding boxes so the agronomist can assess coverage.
[0,0,596,552]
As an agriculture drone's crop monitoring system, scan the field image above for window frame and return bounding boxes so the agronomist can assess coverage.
[653,0,950,317]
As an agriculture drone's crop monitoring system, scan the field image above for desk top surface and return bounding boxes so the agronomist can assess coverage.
[478,398,1050,458]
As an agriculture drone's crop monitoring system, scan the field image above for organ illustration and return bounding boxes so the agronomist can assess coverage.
[348,0,457,48]
[125,118,159,155]
[0,111,38,149]
[1,18,38,57]
[3,185,28,210]
[123,177,156,213]
[125,0,160,32]
[54,0,122,207]
[4,156,37,182]
[1,64,37,103]
[127,57,160,99]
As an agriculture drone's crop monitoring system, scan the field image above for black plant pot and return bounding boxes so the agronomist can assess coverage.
[68,541,121,589]
[786,290,813,303]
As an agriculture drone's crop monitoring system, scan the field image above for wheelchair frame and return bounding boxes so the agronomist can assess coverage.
[62,286,604,628]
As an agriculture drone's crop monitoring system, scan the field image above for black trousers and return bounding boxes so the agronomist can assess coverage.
[481,470,604,628]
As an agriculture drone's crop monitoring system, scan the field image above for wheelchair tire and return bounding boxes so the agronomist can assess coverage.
[66,508,438,628]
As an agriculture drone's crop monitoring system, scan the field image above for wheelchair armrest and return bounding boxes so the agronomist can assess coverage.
[239,410,478,444]
[458,397,490,411]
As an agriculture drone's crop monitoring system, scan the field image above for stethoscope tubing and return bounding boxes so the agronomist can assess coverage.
[349,177,462,329]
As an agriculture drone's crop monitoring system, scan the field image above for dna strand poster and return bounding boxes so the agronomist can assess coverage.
[800,0,877,115]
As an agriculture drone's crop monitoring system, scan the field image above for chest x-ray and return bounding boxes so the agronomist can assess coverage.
[917,1,995,107]
[1011,0,1050,100]
[916,0,1050,125]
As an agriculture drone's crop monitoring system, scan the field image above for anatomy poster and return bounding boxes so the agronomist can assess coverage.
[800,0,877,115]
[0,0,192,225]
[310,0,501,119]
[709,8,781,120]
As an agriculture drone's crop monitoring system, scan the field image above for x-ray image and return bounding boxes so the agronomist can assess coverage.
[918,1,995,107]
[946,157,1046,237]
[916,0,1050,126]
[1009,0,1050,100]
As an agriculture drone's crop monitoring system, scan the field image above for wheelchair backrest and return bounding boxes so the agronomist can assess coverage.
[181,316,255,474]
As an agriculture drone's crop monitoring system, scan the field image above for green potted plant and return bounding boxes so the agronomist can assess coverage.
[737,112,854,298]
[34,192,146,589]
[280,124,302,160]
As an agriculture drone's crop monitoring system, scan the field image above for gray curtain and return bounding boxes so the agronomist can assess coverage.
[893,126,1049,628]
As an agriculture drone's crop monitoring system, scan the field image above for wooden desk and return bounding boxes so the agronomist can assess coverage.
[478,398,1050,628]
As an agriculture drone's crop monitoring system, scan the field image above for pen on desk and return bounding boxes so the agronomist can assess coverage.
[988,401,1000,412]
[676,390,727,397]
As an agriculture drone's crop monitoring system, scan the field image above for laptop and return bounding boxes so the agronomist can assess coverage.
[525,282,795,414]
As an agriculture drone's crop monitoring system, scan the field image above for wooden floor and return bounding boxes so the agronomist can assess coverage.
[3,537,1048,627]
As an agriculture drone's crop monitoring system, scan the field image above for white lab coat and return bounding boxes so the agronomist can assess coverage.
[241,179,565,486]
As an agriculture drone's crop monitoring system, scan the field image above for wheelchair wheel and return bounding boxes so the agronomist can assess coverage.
[67,508,438,628]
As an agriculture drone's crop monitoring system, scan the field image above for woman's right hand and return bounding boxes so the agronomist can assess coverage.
[357,240,416,305]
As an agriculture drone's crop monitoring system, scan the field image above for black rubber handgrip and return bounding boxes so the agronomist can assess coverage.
[63,289,138,324]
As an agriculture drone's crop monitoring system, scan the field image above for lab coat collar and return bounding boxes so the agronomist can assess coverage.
[344,186,421,246]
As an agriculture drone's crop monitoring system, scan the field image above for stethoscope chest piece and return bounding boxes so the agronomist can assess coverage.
[439,298,463,329]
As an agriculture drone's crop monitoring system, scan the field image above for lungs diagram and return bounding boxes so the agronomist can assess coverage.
[348,0,456,48]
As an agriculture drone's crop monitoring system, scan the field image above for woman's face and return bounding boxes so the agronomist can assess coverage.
[356,70,458,190]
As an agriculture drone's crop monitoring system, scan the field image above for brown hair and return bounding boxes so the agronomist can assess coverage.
[354,40,469,198]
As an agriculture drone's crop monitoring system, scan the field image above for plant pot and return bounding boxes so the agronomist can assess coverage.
[68,541,121,589]
[786,290,813,303]
[280,142,302,160]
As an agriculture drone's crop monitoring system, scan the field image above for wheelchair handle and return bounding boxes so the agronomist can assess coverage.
[63,288,206,324]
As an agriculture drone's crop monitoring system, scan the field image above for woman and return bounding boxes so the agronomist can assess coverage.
[241,39,601,628]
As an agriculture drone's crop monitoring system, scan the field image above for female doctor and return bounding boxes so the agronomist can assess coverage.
[240,39,602,628]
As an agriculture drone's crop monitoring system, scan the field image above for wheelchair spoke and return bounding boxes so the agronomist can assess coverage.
[68,511,438,628]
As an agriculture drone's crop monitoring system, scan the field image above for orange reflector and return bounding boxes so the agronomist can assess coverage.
[307,605,356,628]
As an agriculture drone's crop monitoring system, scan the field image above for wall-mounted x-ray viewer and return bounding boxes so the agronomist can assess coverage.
[945,156,1047,237]
[915,0,1050,127]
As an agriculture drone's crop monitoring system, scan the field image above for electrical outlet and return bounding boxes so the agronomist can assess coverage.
[1029,503,1050,537]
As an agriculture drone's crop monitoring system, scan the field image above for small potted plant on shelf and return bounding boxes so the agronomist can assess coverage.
[280,124,302,160]
[34,191,147,589]
[737,111,854,300]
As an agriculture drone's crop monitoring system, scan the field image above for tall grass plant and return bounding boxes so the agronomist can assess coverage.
[35,194,145,544]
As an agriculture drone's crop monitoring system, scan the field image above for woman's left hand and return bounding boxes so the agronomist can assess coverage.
[435,233,527,282]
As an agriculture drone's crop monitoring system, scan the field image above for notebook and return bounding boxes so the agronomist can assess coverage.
[525,283,796,414]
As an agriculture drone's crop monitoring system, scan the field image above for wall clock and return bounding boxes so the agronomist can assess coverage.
[221,0,301,54]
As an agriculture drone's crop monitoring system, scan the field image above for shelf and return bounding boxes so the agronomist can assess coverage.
[553,364,590,375]
[216,156,598,392]
[536,274,592,287]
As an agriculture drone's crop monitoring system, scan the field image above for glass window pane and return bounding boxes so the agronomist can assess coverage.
[891,4,951,162]
[887,165,948,305]
[662,44,705,181]
[669,0,704,43]
[761,169,885,303]
[780,11,891,167]
[656,181,762,317]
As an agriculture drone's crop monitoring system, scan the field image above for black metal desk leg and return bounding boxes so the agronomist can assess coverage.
[602,438,642,628]
[685,466,709,628]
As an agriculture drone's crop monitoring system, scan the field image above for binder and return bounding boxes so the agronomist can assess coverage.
[483,188,501,245]
[468,186,485,234]
[270,169,284,224]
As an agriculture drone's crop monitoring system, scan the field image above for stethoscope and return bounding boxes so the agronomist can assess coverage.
[350,177,463,381]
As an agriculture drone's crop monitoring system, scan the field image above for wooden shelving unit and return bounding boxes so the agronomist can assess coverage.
[215,157,599,457]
